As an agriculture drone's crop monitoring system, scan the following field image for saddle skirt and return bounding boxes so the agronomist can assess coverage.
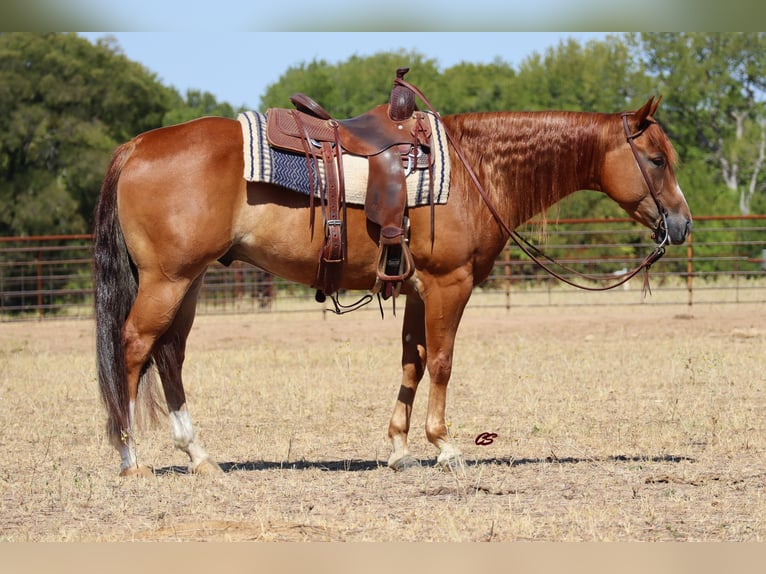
[237,110,451,206]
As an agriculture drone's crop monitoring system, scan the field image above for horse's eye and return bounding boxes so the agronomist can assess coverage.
[650,155,666,168]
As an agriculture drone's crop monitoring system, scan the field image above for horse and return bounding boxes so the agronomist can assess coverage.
[93,94,692,476]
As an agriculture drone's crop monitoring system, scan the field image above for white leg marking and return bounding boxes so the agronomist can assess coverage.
[169,408,211,468]
[169,408,196,449]
[118,400,138,471]
[388,435,412,467]
[436,440,465,474]
[437,441,462,464]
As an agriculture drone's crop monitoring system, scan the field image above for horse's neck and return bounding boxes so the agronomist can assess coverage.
[446,111,611,227]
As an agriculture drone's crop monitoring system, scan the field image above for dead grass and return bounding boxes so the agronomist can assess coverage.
[0,300,764,541]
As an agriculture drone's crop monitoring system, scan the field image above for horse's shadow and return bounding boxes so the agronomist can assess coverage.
[153,454,694,476]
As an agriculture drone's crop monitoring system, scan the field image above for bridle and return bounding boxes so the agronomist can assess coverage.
[395,77,670,293]
[622,112,670,249]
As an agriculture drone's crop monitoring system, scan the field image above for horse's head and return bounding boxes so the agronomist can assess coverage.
[602,96,692,245]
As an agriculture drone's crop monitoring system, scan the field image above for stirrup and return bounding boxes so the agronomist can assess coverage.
[375,242,414,284]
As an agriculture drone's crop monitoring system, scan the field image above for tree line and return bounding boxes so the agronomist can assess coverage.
[1,32,764,240]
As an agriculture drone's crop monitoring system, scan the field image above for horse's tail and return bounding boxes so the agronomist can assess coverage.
[93,142,162,441]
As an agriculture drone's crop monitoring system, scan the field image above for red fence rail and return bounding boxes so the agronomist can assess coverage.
[483,214,766,309]
[1,216,764,321]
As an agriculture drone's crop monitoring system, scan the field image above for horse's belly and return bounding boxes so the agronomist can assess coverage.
[230,198,380,289]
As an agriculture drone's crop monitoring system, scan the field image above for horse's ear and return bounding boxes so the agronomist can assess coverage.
[635,96,662,126]
[651,95,662,115]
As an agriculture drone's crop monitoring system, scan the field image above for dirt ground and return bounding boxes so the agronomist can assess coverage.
[0,298,760,356]
[0,300,764,541]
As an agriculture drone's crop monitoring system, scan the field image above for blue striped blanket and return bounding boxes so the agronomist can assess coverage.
[237,110,451,206]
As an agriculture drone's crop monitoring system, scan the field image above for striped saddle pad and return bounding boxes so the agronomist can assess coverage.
[237,110,451,206]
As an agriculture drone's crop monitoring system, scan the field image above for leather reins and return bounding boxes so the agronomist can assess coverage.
[395,76,670,293]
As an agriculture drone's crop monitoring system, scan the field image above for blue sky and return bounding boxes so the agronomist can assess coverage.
[77,32,610,111]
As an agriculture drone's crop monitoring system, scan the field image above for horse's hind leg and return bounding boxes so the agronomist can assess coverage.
[117,272,195,476]
[153,275,221,475]
[387,294,427,471]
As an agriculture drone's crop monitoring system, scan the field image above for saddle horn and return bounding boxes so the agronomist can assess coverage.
[389,68,415,121]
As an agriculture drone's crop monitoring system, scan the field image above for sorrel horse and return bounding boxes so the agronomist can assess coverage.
[93,94,692,476]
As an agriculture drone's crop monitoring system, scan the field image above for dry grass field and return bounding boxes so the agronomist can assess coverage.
[0,299,764,542]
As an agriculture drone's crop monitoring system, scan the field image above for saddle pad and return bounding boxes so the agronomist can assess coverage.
[238,110,451,206]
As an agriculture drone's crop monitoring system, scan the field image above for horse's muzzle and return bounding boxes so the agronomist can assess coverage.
[661,213,693,245]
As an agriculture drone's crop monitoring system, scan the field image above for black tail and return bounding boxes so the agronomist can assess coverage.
[93,143,138,440]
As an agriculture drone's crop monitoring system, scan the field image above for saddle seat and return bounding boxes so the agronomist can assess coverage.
[265,68,434,302]
[269,96,432,161]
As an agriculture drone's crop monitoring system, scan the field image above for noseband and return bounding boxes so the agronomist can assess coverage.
[394,76,668,293]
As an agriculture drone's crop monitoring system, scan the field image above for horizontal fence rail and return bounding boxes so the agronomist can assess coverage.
[477,215,766,310]
[1,216,764,321]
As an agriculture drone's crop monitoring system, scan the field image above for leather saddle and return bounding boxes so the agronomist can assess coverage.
[265,68,434,301]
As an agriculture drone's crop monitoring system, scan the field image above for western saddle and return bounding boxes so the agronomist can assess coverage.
[265,68,434,304]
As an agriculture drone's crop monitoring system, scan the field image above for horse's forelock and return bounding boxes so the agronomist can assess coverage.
[646,121,679,168]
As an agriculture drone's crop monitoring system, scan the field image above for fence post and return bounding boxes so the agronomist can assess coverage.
[686,231,693,307]
[504,247,511,311]
[37,249,43,320]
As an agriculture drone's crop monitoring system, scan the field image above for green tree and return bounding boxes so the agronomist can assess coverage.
[436,59,517,114]
[631,32,766,215]
[162,89,238,126]
[0,32,178,235]
[259,50,442,117]
[513,35,651,113]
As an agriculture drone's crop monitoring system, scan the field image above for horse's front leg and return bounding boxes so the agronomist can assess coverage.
[422,274,473,471]
[387,294,427,471]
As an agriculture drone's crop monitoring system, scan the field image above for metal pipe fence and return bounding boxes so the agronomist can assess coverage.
[478,214,766,309]
[1,215,764,321]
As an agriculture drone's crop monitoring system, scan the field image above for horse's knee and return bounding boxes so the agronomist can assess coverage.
[427,352,453,381]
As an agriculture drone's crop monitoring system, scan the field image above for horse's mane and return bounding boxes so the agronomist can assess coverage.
[442,110,677,231]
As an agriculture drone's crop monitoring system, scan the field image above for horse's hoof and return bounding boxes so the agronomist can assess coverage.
[388,454,421,472]
[437,454,466,474]
[192,458,223,476]
[119,465,153,478]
